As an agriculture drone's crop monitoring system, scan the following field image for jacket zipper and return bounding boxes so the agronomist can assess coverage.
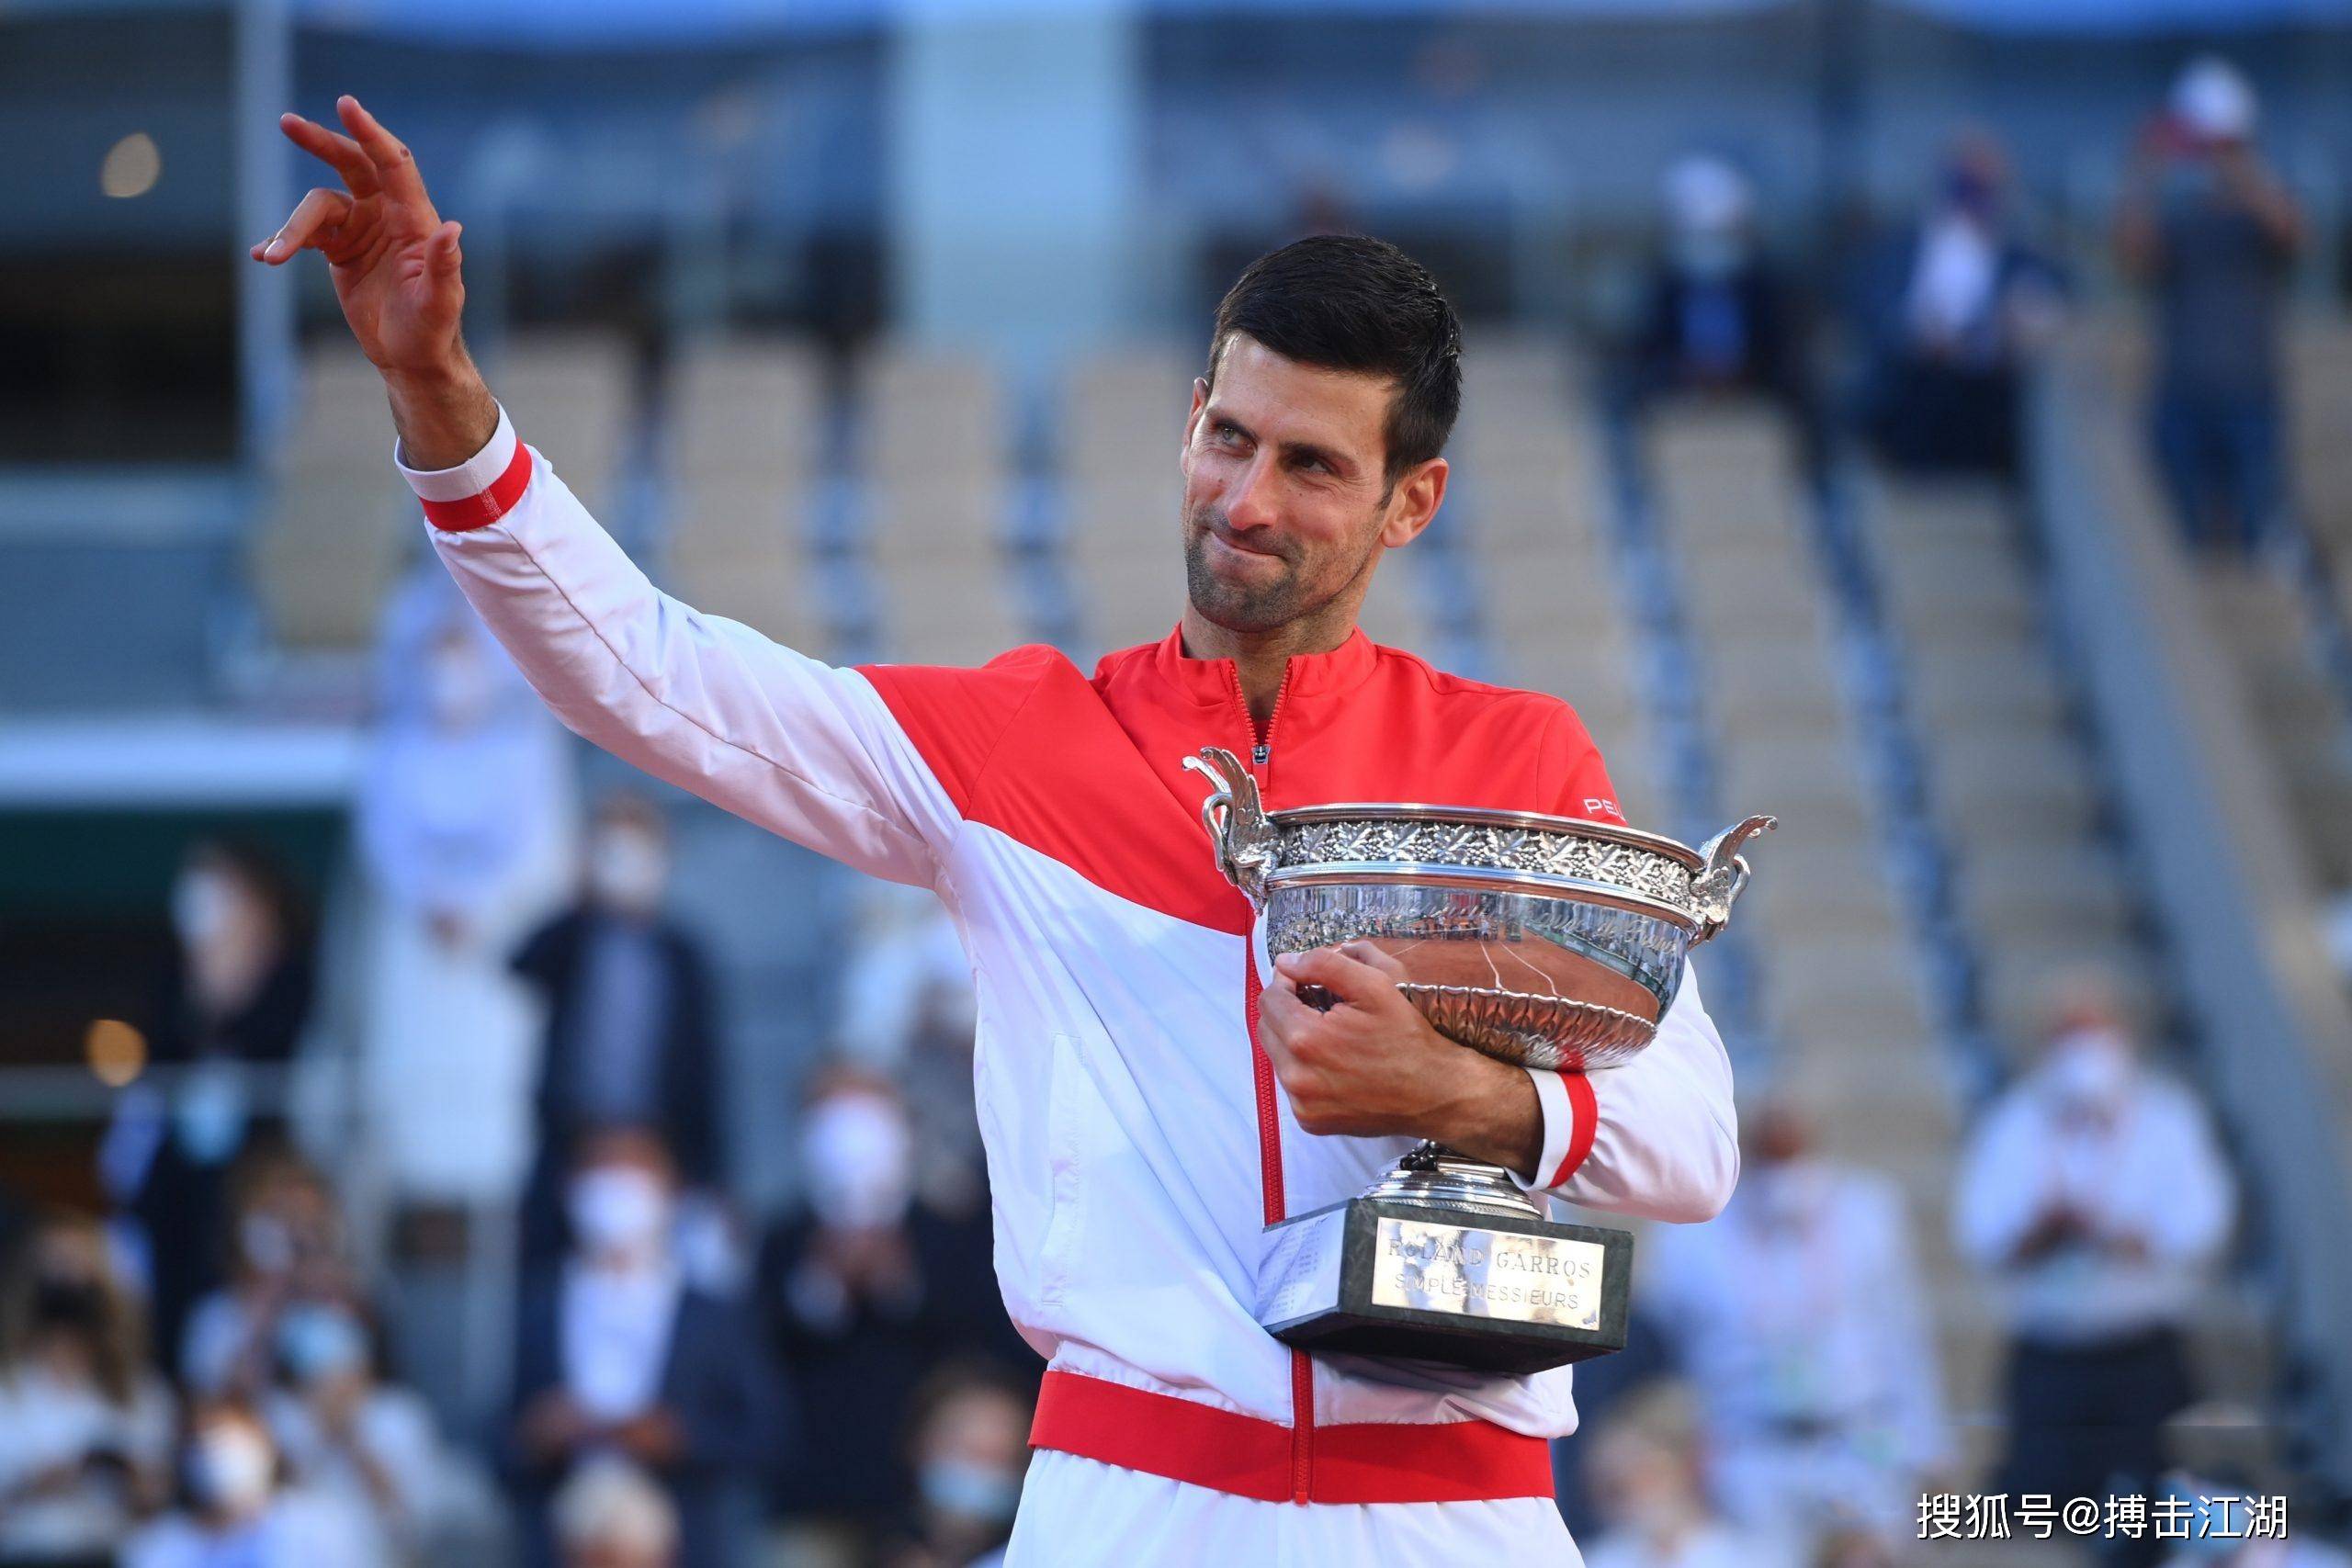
[1230,662,1312,1501]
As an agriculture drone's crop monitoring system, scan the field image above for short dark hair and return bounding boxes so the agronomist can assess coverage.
[1207,234,1464,490]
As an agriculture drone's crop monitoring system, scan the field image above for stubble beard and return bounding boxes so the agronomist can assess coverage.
[1182,500,1374,636]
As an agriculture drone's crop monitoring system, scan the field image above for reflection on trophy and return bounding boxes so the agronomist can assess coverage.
[1184,746,1773,1375]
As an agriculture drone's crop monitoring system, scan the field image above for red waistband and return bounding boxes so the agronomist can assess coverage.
[1028,1368,1556,1506]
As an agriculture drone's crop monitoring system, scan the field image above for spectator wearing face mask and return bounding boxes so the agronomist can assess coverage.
[1643,1097,1951,1555]
[509,1127,780,1568]
[1855,130,2064,479]
[356,562,577,1210]
[121,1400,376,1568]
[178,1150,359,1401]
[100,840,313,1364]
[1952,973,2236,1564]
[0,1213,176,1565]
[513,793,725,1270]
[1614,154,1823,476]
[262,1299,450,1562]
[757,1071,1034,1567]
[554,1457,680,1568]
[883,1365,1033,1568]
[2117,57,2306,558]
[1578,1387,1803,1568]
[833,883,985,1219]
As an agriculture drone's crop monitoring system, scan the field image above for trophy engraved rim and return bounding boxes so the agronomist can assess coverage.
[1186,747,1773,942]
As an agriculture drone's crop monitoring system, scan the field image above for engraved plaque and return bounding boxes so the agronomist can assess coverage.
[1260,1207,1346,1325]
[1369,1217,1605,1332]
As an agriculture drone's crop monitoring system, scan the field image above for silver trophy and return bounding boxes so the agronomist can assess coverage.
[1185,746,1770,1373]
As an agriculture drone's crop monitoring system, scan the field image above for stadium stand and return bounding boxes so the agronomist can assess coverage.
[1452,340,1660,827]
[862,343,1022,665]
[1062,344,1193,659]
[660,334,827,648]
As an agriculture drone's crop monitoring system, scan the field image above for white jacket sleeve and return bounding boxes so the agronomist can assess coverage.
[400,408,954,888]
[1511,958,1740,1223]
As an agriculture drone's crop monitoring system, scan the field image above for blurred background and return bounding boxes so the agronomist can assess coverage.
[6,0,2352,1564]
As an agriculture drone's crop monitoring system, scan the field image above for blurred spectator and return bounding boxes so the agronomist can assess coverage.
[262,1298,450,1562]
[509,1127,778,1568]
[357,563,576,1207]
[758,1072,1031,1565]
[102,839,313,1360]
[514,792,725,1268]
[1644,1097,1950,1552]
[835,885,984,1215]
[1952,974,2236,1564]
[1615,155,1823,475]
[1855,130,2064,479]
[2117,57,2306,558]
[121,1399,377,1568]
[0,1213,175,1565]
[554,1458,679,1568]
[1577,1387,1802,1568]
[179,1149,358,1400]
[881,1365,1034,1568]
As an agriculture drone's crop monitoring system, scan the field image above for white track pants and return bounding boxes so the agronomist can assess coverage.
[1002,1450,1584,1567]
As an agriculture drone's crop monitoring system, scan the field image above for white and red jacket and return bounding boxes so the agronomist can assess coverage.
[404,410,1740,1507]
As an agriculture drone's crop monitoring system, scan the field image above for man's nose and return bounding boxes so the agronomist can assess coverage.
[1224,453,1279,531]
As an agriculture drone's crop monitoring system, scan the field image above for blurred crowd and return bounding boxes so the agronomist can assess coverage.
[1612,53,2302,569]
[1,52,2340,1568]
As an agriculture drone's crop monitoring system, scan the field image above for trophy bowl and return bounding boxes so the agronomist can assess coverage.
[1184,747,1773,1073]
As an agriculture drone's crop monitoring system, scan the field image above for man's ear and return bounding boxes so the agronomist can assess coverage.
[1182,378,1209,472]
[1379,457,1448,549]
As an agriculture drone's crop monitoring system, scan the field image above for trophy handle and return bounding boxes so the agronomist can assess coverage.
[1690,813,1776,942]
[1182,747,1278,908]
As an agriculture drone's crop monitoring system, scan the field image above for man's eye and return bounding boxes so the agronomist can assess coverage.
[1213,423,1246,447]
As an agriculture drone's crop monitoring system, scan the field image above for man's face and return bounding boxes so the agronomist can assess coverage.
[1180,335,1439,635]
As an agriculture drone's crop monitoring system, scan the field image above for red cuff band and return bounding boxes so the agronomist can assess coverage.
[1029,1369,1555,1506]
[421,440,534,532]
[1548,1070,1599,1189]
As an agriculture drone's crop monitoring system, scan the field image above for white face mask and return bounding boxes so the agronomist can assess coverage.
[426,642,493,730]
[172,870,234,951]
[2046,1027,2133,1111]
[920,1458,1023,1524]
[278,1302,369,1385]
[238,1213,295,1276]
[801,1095,914,1231]
[588,830,667,913]
[569,1167,671,1258]
[190,1423,275,1517]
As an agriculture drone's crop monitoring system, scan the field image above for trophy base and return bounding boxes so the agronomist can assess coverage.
[1258,1149,1633,1377]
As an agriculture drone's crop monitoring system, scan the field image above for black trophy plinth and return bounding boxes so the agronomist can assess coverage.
[1258,1183,1634,1377]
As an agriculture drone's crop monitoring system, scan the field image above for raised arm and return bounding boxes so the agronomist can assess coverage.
[253,98,980,887]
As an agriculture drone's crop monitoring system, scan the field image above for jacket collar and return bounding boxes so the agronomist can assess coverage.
[1144,622,1381,707]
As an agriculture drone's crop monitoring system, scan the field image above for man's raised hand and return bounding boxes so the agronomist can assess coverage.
[252,96,464,380]
[252,96,495,470]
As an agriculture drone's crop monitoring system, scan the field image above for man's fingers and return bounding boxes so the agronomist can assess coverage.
[252,186,354,264]
[1257,983,1309,1050]
[1336,939,1409,981]
[428,220,464,276]
[335,95,431,205]
[278,113,379,197]
[1272,944,1391,1007]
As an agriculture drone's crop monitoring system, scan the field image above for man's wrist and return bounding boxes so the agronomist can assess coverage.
[1423,1050,1544,1181]
[383,347,498,471]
